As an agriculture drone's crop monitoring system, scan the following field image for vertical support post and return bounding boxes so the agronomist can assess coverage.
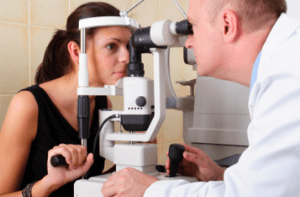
[78,28,90,179]
[81,28,86,53]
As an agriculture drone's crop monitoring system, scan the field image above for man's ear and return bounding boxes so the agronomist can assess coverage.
[68,41,80,64]
[220,10,240,43]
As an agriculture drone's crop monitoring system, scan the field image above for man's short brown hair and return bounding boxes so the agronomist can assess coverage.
[206,0,287,32]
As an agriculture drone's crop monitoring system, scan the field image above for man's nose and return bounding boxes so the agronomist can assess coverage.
[185,35,193,49]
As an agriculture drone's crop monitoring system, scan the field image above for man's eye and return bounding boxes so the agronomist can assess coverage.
[107,43,116,50]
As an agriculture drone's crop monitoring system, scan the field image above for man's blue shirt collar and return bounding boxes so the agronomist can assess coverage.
[250,52,262,93]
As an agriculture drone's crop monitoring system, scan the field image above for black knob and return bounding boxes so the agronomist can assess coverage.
[168,144,185,177]
[51,155,67,167]
[136,96,147,107]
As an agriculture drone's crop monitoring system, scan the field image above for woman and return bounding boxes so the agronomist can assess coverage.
[0,2,131,197]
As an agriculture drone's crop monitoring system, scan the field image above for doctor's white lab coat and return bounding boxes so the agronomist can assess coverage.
[144,13,300,197]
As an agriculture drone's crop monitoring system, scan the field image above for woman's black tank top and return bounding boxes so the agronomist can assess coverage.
[20,85,107,197]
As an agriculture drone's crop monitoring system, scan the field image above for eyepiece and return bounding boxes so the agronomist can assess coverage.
[175,20,193,35]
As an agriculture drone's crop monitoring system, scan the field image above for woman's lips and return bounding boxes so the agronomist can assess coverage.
[114,71,127,78]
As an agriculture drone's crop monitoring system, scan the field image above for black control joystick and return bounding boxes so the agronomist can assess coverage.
[50,155,67,167]
[168,144,185,177]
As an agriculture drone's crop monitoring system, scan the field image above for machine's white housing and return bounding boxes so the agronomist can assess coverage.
[123,77,154,115]
[75,15,167,197]
[79,16,139,32]
[185,77,250,161]
[75,48,171,197]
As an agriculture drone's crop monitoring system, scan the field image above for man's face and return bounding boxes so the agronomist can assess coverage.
[185,0,225,78]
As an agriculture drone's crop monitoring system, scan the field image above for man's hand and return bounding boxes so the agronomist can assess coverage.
[101,167,159,197]
[166,143,225,181]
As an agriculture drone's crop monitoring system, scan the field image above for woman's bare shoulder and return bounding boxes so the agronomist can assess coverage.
[1,90,39,141]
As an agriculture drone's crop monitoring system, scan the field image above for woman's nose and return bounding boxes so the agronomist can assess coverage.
[120,46,130,64]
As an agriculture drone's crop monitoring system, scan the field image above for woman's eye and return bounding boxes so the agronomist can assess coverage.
[107,43,116,50]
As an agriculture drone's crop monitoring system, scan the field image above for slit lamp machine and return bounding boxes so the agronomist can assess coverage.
[74,0,196,195]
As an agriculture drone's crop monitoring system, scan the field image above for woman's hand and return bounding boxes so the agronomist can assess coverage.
[43,144,94,192]
[165,143,225,182]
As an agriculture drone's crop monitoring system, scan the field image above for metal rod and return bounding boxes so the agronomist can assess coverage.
[173,0,187,19]
[80,28,87,179]
[119,120,122,133]
[81,138,87,179]
[126,0,144,14]
[80,28,86,53]
[81,139,87,147]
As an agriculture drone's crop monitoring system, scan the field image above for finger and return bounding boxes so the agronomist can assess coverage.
[48,146,72,165]
[102,177,116,191]
[81,153,94,171]
[101,185,117,197]
[183,151,205,166]
[179,143,202,155]
[165,158,170,170]
[70,153,94,177]
[57,144,77,166]
[73,145,87,166]
[67,146,79,168]
[102,179,117,197]
[107,170,120,180]
[57,143,66,147]
[66,145,87,167]
[102,178,115,189]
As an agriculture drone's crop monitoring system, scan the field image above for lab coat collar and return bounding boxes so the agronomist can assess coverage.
[250,52,261,94]
[258,13,300,79]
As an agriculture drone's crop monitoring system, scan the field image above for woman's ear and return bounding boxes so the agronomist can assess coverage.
[220,10,240,43]
[68,41,80,64]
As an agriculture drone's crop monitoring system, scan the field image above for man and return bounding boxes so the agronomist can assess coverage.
[101,0,300,196]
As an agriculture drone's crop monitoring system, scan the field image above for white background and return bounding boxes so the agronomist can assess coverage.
[286,0,300,18]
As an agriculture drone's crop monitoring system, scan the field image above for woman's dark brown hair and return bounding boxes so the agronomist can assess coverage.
[35,2,120,84]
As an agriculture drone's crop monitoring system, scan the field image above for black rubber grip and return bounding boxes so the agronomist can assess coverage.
[77,96,90,139]
[168,144,185,177]
[50,155,67,167]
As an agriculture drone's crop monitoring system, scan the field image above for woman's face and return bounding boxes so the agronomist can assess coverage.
[86,26,131,86]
